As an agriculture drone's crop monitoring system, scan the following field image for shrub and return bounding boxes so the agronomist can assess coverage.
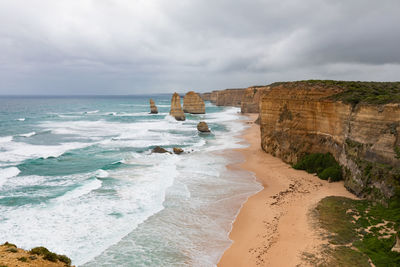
[18,257,27,262]
[3,242,16,248]
[29,246,71,265]
[293,153,343,181]
[319,166,342,181]
[6,248,18,253]
[57,254,72,265]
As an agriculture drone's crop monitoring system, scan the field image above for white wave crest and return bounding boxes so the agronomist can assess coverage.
[0,167,20,187]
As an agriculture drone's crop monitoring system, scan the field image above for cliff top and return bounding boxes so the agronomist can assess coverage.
[270,80,400,105]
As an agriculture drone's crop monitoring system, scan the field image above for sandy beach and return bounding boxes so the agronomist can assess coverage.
[218,115,356,267]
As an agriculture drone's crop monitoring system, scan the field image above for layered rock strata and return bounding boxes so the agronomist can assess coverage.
[170,93,186,121]
[259,82,400,201]
[241,86,271,113]
[183,91,205,114]
[215,89,245,107]
[149,99,158,114]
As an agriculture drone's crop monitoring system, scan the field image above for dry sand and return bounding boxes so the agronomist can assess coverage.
[218,115,356,267]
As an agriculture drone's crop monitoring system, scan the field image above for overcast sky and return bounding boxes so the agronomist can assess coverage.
[0,0,399,95]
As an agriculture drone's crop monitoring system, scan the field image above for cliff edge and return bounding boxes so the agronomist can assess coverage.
[259,80,400,201]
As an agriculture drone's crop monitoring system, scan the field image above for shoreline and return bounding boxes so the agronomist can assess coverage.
[218,114,357,266]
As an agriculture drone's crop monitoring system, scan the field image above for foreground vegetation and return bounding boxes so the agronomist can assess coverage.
[308,196,400,266]
[293,153,342,182]
[0,242,71,266]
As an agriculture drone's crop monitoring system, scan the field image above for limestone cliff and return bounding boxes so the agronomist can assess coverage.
[170,93,185,121]
[183,91,205,114]
[260,81,400,201]
[241,86,271,113]
[215,89,245,107]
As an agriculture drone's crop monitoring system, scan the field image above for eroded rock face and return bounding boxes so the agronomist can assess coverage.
[216,89,246,107]
[259,83,400,201]
[183,91,205,114]
[170,93,186,121]
[149,99,158,114]
[197,121,210,132]
[241,86,271,113]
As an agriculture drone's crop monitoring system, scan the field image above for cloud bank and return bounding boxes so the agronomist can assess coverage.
[0,0,399,94]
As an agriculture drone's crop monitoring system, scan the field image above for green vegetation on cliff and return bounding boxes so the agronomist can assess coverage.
[30,246,71,265]
[271,80,400,105]
[293,153,342,182]
[310,196,400,266]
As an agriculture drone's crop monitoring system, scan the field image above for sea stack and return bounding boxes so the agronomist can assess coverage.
[183,91,205,114]
[149,99,158,114]
[170,93,186,121]
[197,121,210,132]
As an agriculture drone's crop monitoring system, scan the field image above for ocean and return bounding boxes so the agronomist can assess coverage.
[0,95,261,266]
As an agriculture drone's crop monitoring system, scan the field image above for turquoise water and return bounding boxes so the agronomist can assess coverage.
[0,95,261,266]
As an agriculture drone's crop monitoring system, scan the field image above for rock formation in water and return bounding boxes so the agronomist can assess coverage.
[197,121,210,132]
[169,93,186,121]
[152,146,171,154]
[183,91,205,114]
[259,81,400,201]
[173,147,184,154]
[149,99,158,114]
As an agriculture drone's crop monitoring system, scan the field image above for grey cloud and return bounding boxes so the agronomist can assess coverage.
[0,0,399,94]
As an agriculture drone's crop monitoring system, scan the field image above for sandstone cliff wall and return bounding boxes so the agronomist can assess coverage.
[260,84,400,201]
[215,89,245,107]
[241,86,271,113]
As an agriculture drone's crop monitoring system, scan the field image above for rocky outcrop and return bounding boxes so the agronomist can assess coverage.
[152,146,171,154]
[149,99,158,114]
[170,93,185,121]
[216,89,245,107]
[197,121,210,132]
[183,91,205,114]
[259,81,400,201]
[241,86,271,113]
[0,242,73,267]
[173,147,184,154]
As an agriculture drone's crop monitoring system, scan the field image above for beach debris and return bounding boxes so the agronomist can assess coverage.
[197,121,210,132]
[149,99,158,114]
[170,93,185,121]
[173,147,184,154]
[183,91,205,114]
[152,146,171,154]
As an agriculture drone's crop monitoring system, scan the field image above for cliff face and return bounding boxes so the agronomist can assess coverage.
[215,89,245,107]
[170,93,185,121]
[183,91,205,114]
[241,86,271,113]
[260,83,400,201]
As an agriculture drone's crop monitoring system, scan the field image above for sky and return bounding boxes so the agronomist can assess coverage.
[0,0,399,95]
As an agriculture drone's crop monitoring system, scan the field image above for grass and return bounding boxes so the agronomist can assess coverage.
[30,246,71,265]
[293,153,342,182]
[313,196,400,266]
[270,80,400,105]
